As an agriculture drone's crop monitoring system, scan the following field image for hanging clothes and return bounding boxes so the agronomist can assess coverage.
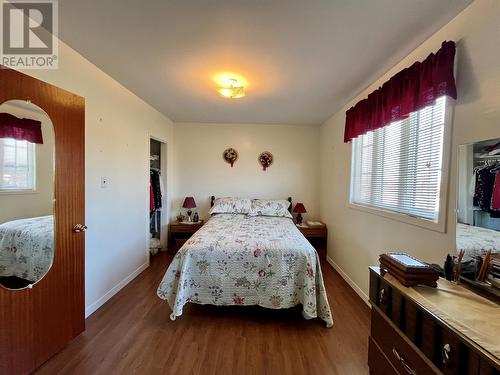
[472,161,500,218]
[150,169,162,210]
[159,174,165,204]
[474,165,495,211]
[150,177,155,213]
[491,170,500,211]
[150,168,163,239]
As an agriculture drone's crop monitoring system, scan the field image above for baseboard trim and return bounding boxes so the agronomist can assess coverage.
[326,255,370,307]
[85,262,149,318]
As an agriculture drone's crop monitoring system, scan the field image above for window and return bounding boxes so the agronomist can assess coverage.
[350,96,448,223]
[0,138,36,191]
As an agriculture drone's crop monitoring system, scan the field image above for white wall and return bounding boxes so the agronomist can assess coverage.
[173,123,320,221]
[319,0,500,301]
[17,40,175,316]
[0,102,54,223]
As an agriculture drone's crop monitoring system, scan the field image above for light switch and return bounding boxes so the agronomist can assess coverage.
[101,177,109,188]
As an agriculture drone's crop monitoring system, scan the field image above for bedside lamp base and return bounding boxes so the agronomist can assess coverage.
[296,213,303,225]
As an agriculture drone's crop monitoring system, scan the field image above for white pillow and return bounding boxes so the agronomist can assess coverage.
[248,199,293,218]
[208,197,252,215]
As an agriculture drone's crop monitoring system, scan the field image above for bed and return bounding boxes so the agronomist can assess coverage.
[157,202,333,327]
[456,222,500,259]
[0,215,54,283]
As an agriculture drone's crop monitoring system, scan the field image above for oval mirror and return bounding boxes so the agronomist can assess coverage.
[0,100,55,290]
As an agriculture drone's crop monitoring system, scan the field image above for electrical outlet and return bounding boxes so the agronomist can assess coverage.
[101,177,109,188]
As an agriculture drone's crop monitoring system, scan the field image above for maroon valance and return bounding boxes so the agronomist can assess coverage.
[344,41,457,143]
[0,112,43,144]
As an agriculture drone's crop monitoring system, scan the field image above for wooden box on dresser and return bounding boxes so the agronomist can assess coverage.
[368,267,499,375]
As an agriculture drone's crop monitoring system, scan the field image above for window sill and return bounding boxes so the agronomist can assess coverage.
[347,202,446,233]
[0,189,38,195]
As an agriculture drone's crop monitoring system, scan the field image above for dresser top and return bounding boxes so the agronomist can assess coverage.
[370,266,500,365]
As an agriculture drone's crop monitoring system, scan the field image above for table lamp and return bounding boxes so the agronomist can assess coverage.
[182,196,196,222]
[293,203,306,225]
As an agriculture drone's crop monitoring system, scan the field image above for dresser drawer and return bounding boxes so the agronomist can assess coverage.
[368,336,399,375]
[299,227,327,237]
[480,358,500,375]
[371,306,440,375]
[370,270,393,316]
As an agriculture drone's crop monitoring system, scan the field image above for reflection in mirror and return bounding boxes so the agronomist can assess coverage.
[457,138,500,286]
[0,100,55,290]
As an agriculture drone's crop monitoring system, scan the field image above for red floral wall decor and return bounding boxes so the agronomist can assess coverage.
[223,147,238,167]
[258,151,273,171]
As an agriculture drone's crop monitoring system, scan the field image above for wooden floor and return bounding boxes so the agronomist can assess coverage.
[36,252,370,375]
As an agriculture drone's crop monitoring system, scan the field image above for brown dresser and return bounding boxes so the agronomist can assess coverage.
[368,267,500,375]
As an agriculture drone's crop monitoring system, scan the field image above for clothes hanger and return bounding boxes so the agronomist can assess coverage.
[489,161,500,172]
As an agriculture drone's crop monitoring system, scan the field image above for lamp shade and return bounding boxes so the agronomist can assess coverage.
[293,203,306,213]
[182,196,196,209]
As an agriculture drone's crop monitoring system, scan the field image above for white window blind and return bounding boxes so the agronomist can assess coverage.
[350,96,447,222]
[0,138,36,191]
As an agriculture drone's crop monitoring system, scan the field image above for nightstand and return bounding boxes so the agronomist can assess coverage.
[168,221,204,252]
[298,225,328,260]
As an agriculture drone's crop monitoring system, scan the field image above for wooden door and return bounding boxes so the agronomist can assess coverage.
[0,66,85,374]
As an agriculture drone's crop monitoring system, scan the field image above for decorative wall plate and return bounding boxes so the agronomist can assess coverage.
[223,147,238,167]
[258,151,273,171]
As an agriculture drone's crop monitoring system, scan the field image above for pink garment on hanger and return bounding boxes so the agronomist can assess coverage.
[150,177,155,212]
[491,171,500,210]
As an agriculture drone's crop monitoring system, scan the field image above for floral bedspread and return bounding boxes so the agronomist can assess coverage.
[157,214,333,327]
[456,223,500,259]
[0,216,54,283]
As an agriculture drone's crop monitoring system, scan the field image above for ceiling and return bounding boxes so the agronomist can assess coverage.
[58,0,472,125]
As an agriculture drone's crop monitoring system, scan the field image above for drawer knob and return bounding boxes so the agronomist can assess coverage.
[392,347,416,375]
[379,288,386,304]
[442,344,451,364]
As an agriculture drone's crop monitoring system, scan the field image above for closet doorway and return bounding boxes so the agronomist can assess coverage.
[149,137,167,256]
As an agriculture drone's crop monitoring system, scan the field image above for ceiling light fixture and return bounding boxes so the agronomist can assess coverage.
[217,78,245,99]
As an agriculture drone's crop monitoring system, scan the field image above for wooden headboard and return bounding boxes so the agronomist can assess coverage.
[210,196,293,213]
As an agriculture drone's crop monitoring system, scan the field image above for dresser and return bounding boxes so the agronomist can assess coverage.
[368,267,500,375]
